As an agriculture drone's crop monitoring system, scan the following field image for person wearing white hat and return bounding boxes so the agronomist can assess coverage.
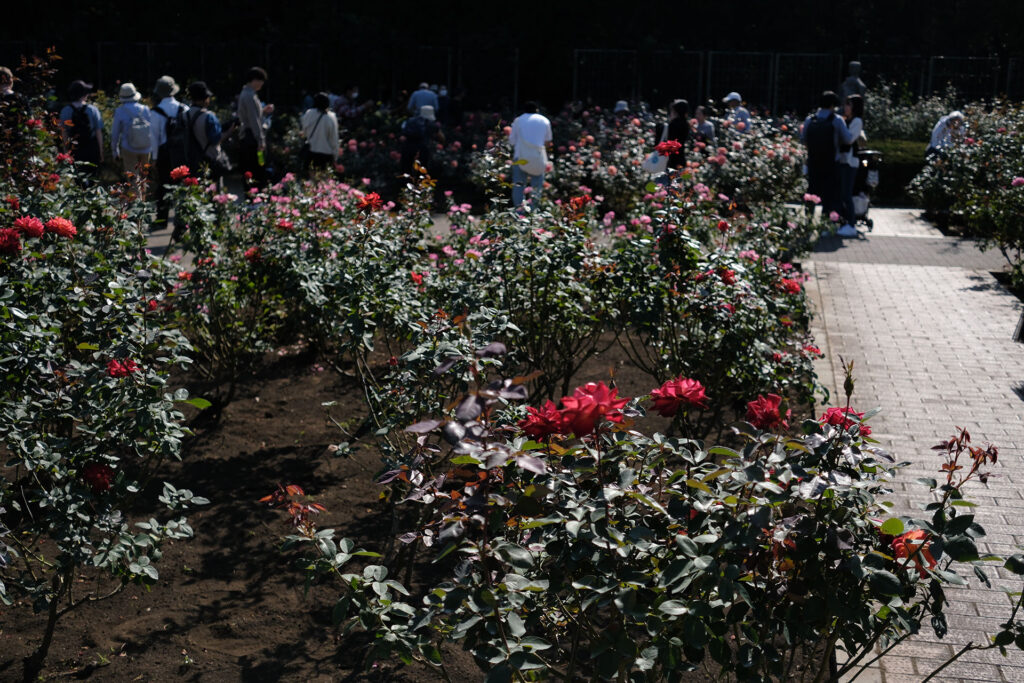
[111,82,154,176]
[721,91,750,133]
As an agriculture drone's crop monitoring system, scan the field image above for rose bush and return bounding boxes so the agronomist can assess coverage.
[265,361,1024,681]
[0,61,206,680]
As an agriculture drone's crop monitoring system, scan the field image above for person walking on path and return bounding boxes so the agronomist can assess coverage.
[694,105,717,147]
[509,101,552,210]
[301,92,339,174]
[801,90,854,221]
[237,67,274,188]
[110,82,153,177]
[837,94,865,237]
[722,92,750,133]
[407,82,438,116]
[150,75,188,230]
[655,99,690,170]
[400,104,443,176]
[186,81,230,185]
[60,79,104,172]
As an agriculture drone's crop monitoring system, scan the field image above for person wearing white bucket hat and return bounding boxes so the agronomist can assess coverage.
[111,82,154,176]
[721,91,750,133]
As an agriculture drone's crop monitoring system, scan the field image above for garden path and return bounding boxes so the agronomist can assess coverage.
[807,208,1024,683]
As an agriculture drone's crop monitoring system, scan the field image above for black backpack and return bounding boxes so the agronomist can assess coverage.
[155,104,189,168]
[68,104,100,163]
[184,108,208,171]
[805,112,836,170]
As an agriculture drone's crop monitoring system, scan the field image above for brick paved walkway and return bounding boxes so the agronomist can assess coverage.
[807,209,1024,682]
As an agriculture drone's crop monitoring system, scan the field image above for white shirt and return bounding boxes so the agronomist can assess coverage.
[301,108,339,158]
[929,115,963,150]
[509,113,551,157]
[150,97,188,160]
[840,117,864,168]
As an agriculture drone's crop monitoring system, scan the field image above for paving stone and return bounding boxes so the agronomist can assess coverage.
[807,208,1024,682]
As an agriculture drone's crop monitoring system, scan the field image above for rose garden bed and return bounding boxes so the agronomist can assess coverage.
[4,58,1024,682]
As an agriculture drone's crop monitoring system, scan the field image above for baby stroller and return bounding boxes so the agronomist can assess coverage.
[851,149,882,231]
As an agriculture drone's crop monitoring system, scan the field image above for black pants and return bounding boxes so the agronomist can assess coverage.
[154,153,171,226]
[239,137,266,188]
[807,163,839,216]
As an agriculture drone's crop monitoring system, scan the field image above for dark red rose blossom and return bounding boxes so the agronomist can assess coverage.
[357,192,383,212]
[244,246,261,263]
[45,217,77,239]
[0,227,22,254]
[746,394,790,431]
[82,462,115,493]
[654,139,683,155]
[719,268,737,285]
[276,219,294,231]
[183,176,200,186]
[107,358,140,378]
[410,271,423,286]
[5,195,20,210]
[518,400,568,439]
[56,152,73,163]
[559,382,629,436]
[169,166,191,181]
[716,220,730,233]
[14,216,44,238]
[650,377,708,417]
[819,406,871,436]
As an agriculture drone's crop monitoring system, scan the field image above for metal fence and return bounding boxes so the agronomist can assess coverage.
[1,41,1019,115]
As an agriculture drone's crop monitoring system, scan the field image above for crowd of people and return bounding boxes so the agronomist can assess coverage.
[1,61,972,234]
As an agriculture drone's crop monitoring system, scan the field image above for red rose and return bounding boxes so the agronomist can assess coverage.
[82,462,114,493]
[719,268,736,285]
[244,246,261,263]
[183,176,200,186]
[559,382,629,436]
[14,216,44,238]
[243,171,253,180]
[5,195,20,210]
[0,227,22,254]
[410,271,423,286]
[45,217,77,239]
[569,194,592,212]
[357,192,383,212]
[716,220,730,233]
[650,377,708,417]
[518,400,568,439]
[107,358,139,378]
[781,278,802,294]
[891,530,936,578]
[56,152,73,163]
[654,139,682,155]
[147,299,159,311]
[803,344,822,356]
[745,394,790,431]
[819,406,871,436]
[276,219,294,231]
[169,165,191,181]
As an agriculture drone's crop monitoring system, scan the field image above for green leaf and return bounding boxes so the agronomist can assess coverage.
[659,599,689,615]
[76,342,99,351]
[867,570,903,596]
[686,478,713,494]
[1004,555,1024,575]
[707,446,740,458]
[181,397,212,410]
[880,518,905,536]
